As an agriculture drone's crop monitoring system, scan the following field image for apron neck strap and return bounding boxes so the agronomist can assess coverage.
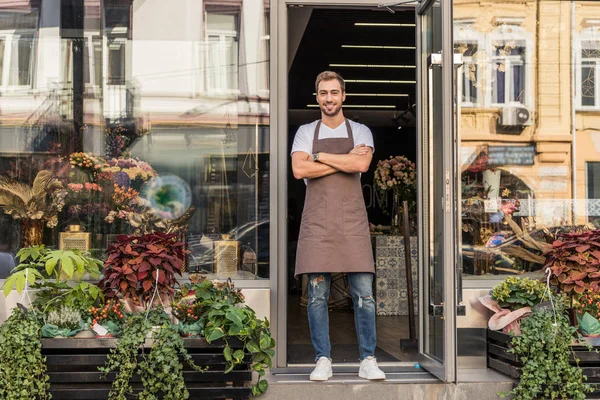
[313,119,353,148]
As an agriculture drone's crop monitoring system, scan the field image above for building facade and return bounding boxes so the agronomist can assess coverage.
[0,0,599,385]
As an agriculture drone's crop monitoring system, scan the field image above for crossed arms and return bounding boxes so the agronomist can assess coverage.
[291,144,373,180]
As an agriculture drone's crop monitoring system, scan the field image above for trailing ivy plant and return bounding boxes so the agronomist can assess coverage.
[502,296,593,400]
[189,276,275,396]
[99,313,152,400]
[138,322,206,400]
[100,308,204,400]
[0,308,51,400]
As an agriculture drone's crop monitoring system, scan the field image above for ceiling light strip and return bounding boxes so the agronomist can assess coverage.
[341,45,416,50]
[307,104,396,109]
[354,23,416,27]
[330,63,415,69]
[345,79,416,84]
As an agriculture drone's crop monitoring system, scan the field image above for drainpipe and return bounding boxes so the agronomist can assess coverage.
[571,0,577,222]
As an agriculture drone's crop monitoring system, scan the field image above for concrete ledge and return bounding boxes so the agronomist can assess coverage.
[260,381,514,400]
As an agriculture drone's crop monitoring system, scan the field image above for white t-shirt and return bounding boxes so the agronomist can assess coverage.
[290,119,375,156]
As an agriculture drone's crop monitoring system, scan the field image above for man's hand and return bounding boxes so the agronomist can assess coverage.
[291,152,339,180]
[349,144,371,155]
[318,146,373,174]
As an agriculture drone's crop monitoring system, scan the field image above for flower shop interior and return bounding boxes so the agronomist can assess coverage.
[2,0,600,397]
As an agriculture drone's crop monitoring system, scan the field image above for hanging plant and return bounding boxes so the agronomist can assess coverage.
[501,296,593,400]
[0,308,51,400]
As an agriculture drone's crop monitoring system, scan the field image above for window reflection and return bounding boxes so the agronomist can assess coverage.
[0,0,270,281]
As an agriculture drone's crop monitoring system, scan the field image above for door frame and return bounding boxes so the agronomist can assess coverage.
[269,0,457,374]
[415,0,457,383]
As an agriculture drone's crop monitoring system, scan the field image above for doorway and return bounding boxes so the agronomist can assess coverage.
[285,5,419,366]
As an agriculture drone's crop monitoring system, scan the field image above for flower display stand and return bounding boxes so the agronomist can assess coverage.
[42,337,252,400]
[487,329,600,396]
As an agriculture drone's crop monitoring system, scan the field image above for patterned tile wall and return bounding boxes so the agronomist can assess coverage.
[374,235,418,316]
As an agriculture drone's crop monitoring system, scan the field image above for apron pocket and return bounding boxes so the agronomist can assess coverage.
[300,198,328,238]
[342,197,369,236]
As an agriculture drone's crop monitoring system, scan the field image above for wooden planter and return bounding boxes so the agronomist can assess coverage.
[42,337,253,400]
[487,329,600,397]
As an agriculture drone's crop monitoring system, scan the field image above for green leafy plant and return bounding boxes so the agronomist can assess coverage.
[0,308,51,400]
[491,276,547,311]
[189,275,275,396]
[99,314,152,400]
[501,296,593,400]
[546,229,600,294]
[2,245,104,314]
[138,321,206,400]
[99,232,186,306]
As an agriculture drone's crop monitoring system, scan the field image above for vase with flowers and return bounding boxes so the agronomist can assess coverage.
[0,170,67,247]
[374,155,416,235]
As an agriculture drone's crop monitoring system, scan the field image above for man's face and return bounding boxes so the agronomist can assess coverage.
[316,79,345,117]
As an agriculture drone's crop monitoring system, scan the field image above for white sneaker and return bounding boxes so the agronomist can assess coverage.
[358,356,386,380]
[310,357,333,381]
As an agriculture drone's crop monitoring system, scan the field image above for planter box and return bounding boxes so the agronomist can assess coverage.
[42,337,253,400]
[487,329,600,397]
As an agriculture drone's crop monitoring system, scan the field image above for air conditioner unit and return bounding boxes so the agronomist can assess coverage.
[500,107,533,126]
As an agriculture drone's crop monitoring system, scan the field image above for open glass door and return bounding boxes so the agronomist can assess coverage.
[416,0,457,382]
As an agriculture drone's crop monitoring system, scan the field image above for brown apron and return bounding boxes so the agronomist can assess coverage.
[294,119,375,277]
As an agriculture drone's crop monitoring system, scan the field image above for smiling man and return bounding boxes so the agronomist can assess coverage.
[290,71,385,382]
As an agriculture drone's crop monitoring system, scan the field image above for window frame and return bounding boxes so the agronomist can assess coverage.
[575,30,600,111]
[201,8,241,96]
[454,22,483,108]
[486,24,532,109]
[0,29,37,92]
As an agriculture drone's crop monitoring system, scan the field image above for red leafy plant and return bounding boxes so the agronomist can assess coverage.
[545,229,600,294]
[99,232,187,306]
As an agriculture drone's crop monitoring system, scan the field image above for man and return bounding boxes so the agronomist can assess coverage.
[291,71,385,382]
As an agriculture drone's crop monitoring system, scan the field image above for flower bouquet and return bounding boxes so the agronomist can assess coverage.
[373,155,416,234]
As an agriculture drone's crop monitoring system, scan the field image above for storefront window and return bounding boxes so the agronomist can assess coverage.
[455,0,600,280]
[0,0,270,281]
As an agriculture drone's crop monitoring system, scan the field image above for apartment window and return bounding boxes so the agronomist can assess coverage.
[0,31,35,89]
[589,162,600,224]
[456,42,479,106]
[62,34,103,89]
[205,12,239,93]
[580,40,600,108]
[491,41,526,105]
[107,37,126,85]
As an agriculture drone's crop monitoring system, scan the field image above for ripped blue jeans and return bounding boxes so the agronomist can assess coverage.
[306,272,376,361]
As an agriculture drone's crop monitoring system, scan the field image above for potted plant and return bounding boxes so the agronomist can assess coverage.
[545,229,600,294]
[172,290,203,337]
[491,276,547,311]
[89,299,125,337]
[0,308,51,399]
[479,276,547,335]
[42,306,84,338]
[188,275,275,396]
[2,245,103,313]
[99,232,186,311]
[500,295,593,400]
[572,291,600,338]
[0,170,68,247]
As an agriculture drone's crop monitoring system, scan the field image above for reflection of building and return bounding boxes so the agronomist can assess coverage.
[0,0,271,277]
[455,0,600,228]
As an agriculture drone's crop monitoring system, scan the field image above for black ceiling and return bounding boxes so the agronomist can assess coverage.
[288,7,416,112]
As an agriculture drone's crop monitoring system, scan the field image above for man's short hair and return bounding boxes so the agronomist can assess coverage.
[315,71,345,93]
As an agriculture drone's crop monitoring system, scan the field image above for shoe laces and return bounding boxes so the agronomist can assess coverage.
[316,357,330,368]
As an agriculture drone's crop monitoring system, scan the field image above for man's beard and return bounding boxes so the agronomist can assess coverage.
[320,102,342,117]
